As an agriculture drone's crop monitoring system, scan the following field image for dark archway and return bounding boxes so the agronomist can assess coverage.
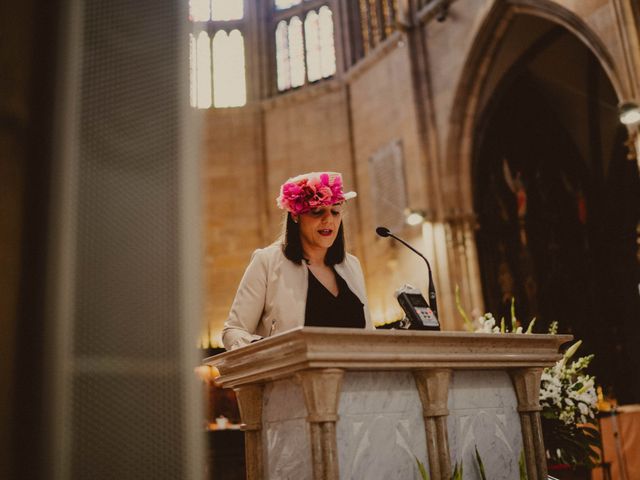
[474,23,640,403]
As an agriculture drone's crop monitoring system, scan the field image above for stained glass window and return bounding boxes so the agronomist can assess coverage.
[288,16,306,88]
[276,21,291,91]
[211,0,243,21]
[275,0,302,10]
[213,30,247,107]
[189,0,210,21]
[188,0,247,108]
[275,6,336,92]
[189,31,212,109]
[304,11,321,82]
[318,6,336,79]
[189,34,197,107]
[355,0,400,61]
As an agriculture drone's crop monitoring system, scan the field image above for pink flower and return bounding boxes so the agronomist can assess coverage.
[276,171,353,215]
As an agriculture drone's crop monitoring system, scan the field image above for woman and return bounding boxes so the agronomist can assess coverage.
[222,171,373,350]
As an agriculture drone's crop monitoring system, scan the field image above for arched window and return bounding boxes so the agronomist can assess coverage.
[188,0,247,108]
[304,11,321,82]
[211,0,243,21]
[356,0,400,58]
[276,21,291,91]
[189,0,244,21]
[213,30,246,108]
[318,6,336,78]
[189,30,212,109]
[275,5,336,92]
[288,16,306,88]
[189,33,197,107]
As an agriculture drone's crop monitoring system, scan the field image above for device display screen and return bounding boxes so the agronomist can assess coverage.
[406,293,429,308]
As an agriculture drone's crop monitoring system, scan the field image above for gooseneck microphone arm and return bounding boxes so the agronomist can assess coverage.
[375,226,438,318]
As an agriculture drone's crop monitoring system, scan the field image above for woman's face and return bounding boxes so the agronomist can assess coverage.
[296,204,343,252]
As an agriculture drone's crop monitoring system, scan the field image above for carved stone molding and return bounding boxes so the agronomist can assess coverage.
[298,368,344,422]
[210,329,571,388]
[413,368,451,417]
[510,367,543,412]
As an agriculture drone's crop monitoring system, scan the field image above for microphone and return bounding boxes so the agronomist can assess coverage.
[375,226,438,319]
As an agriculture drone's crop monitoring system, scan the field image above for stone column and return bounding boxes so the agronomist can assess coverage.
[413,369,452,480]
[510,368,547,480]
[444,214,484,327]
[234,384,265,480]
[297,369,345,480]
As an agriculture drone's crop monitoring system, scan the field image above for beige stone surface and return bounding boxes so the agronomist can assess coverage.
[207,328,572,386]
[202,106,265,338]
[201,0,639,342]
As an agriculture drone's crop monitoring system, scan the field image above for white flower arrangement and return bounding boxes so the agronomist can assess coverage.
[474,312,524,334]
[538,329,600,467]
[539,337,598,426]
[455,288,601,467]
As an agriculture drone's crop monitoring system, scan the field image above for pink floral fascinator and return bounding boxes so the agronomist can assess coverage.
[276,171,357,215]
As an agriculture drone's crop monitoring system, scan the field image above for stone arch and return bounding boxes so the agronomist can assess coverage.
[444,0,625,215]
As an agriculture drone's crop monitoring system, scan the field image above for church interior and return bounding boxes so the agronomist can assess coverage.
[2,0,639,479]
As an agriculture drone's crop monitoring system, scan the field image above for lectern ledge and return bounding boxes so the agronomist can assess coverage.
[205,327,571,480]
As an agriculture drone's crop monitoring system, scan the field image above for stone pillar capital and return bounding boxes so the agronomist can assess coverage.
[413,368,452,417]
[234,384,264,431]
[510,367,543,412]
[297,368,344,423]
[233,384,265,479]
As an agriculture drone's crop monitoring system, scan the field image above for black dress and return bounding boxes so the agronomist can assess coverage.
[304,268,366,328]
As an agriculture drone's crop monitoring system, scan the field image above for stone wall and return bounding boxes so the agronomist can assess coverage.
[202,0,640,341]
[202,106,265,337]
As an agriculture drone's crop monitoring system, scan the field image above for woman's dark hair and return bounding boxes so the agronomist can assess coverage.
[282,212,345,265]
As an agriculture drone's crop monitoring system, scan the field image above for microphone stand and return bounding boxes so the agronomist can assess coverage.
[377,227,438,319]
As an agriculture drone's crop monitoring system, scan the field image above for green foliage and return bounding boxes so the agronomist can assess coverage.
[474,446,487,480]
[415,446,530,480]
[415,457,429,480]
[541,415,601,468]
[525,317,536,334]
[450,462,463,480]
[454,284,474,332]
[414,457,464,480]
[519,450,528,480]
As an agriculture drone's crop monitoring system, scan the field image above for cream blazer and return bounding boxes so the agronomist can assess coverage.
[222,243,373,350]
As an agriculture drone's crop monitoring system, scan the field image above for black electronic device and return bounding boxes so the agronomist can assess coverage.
[395,284,440,330]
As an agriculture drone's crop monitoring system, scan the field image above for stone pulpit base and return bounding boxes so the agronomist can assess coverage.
[206,328,570,480]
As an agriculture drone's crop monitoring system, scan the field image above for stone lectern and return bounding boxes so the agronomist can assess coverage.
[205,327,571,480]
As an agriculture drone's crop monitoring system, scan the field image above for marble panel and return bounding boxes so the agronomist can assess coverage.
[263,379,312,480]
[337,372,428,480]
[447,371,524,480]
